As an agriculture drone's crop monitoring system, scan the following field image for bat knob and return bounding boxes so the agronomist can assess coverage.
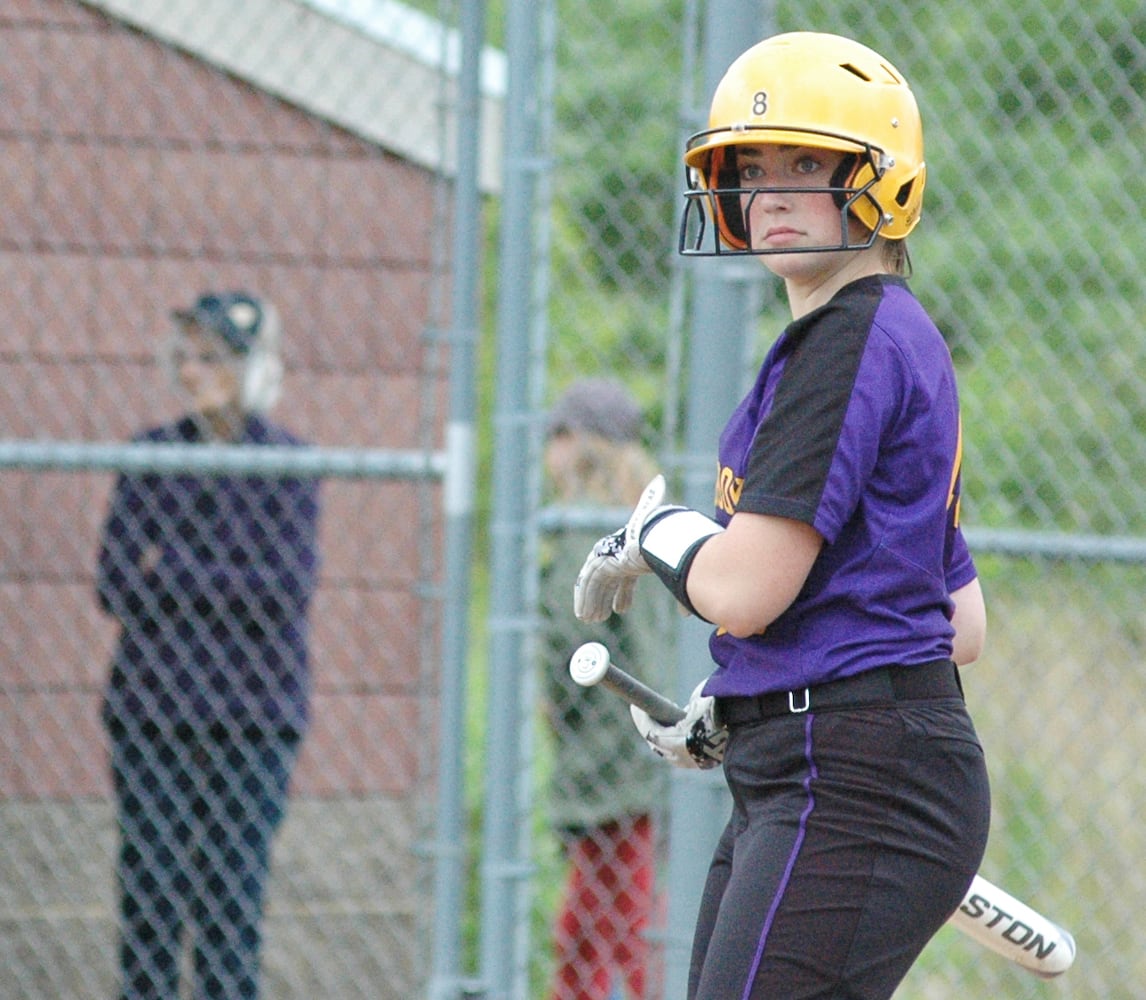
[569,642,610,687]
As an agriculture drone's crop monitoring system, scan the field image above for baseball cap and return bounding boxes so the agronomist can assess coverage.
[172,292,265,355]
[547,378,643,442]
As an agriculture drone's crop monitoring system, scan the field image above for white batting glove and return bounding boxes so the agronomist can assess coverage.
[630,680,727,770]
[573,475,666,622]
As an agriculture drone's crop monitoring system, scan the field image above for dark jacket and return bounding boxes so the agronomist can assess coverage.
[96,414,320,737]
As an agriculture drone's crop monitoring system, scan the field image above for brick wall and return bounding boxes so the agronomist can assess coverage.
[0,0,444,800]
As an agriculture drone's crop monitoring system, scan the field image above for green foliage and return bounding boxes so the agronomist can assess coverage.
[551,0,685,295]
[779,1,1146,535]
[541,0,1146,536]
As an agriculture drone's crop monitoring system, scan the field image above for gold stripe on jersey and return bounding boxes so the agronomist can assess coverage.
[947,415,963,526]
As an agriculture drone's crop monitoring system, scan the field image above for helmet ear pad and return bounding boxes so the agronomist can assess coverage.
[840,154,927,240]
[831,154,881,238]
[830,154,862,209]
[707,146,748,251]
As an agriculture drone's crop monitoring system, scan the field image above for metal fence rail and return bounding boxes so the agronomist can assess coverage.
[0,441,446,479]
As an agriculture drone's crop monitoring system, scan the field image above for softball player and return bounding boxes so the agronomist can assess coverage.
[575,32,992,1000]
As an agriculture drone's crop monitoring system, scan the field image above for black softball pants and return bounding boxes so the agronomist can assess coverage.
[689,696,990,1000]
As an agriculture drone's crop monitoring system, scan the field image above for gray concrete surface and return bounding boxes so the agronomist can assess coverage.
[0,799,427,999]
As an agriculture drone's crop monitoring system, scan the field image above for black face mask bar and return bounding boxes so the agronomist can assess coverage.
[678,182,886,256]
[677,128,889,257]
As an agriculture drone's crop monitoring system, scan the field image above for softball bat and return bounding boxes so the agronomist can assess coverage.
[568,641,1077,978]
[569,640,685,725]
[955,874,1076,977]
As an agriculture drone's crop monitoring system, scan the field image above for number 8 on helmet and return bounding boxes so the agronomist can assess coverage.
[679,31,927,257]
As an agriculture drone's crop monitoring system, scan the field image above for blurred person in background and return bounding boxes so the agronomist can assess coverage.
[95,291,321,1000]
[539,378,671,1000]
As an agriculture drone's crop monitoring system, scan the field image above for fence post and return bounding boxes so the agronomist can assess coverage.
[478,0,544,997]
[662,2,773,997]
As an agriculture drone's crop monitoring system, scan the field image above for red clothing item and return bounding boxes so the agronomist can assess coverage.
[550,814,656,1000]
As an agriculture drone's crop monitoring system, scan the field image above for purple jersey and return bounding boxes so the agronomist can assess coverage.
[705,275,975,697]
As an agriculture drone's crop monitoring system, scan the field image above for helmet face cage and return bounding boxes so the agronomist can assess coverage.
[679,126,891,257]
[677,32,925,258]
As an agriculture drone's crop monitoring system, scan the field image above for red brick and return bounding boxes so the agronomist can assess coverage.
[0,691,112,799]
[0,26,44,134]
[93,34,164,142]
[310,585,422,693]
[42,25,112,138]
[0,581,112,690]
[0,697,13,793]
[94,143,161,252]
[292,692,422,796]
[0,137,44,248]
[289,371,423,450]
[82,360,184,440]
[89,255,164,359]
[147,44,358,153]
[147,51,256,147]
[37,140,104,250]
[0,474,32,577]
[29,253,99,357]
[21,471,111,578]
[256,264,326,367]
[0,360,90,438]
[318,480,427,586]
[323,155,434,264]
[259,152,330,259]
[306,267,430,374]
[202,152,276,258]
[0,0,107,28]
[0,252,44,352]
[145,148,218,254]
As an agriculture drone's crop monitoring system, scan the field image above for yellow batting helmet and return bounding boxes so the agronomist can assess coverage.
[680,32,926,254]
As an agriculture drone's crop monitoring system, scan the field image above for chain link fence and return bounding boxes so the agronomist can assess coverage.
[532,1,1145,998]
[2,0,1144,998]
[0,0,495,996]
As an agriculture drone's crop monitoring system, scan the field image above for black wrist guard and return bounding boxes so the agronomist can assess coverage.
[639,507,724,619]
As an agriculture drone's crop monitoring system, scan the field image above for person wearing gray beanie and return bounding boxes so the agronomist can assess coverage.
[540,377,669,1000]
[546,377,644,444]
